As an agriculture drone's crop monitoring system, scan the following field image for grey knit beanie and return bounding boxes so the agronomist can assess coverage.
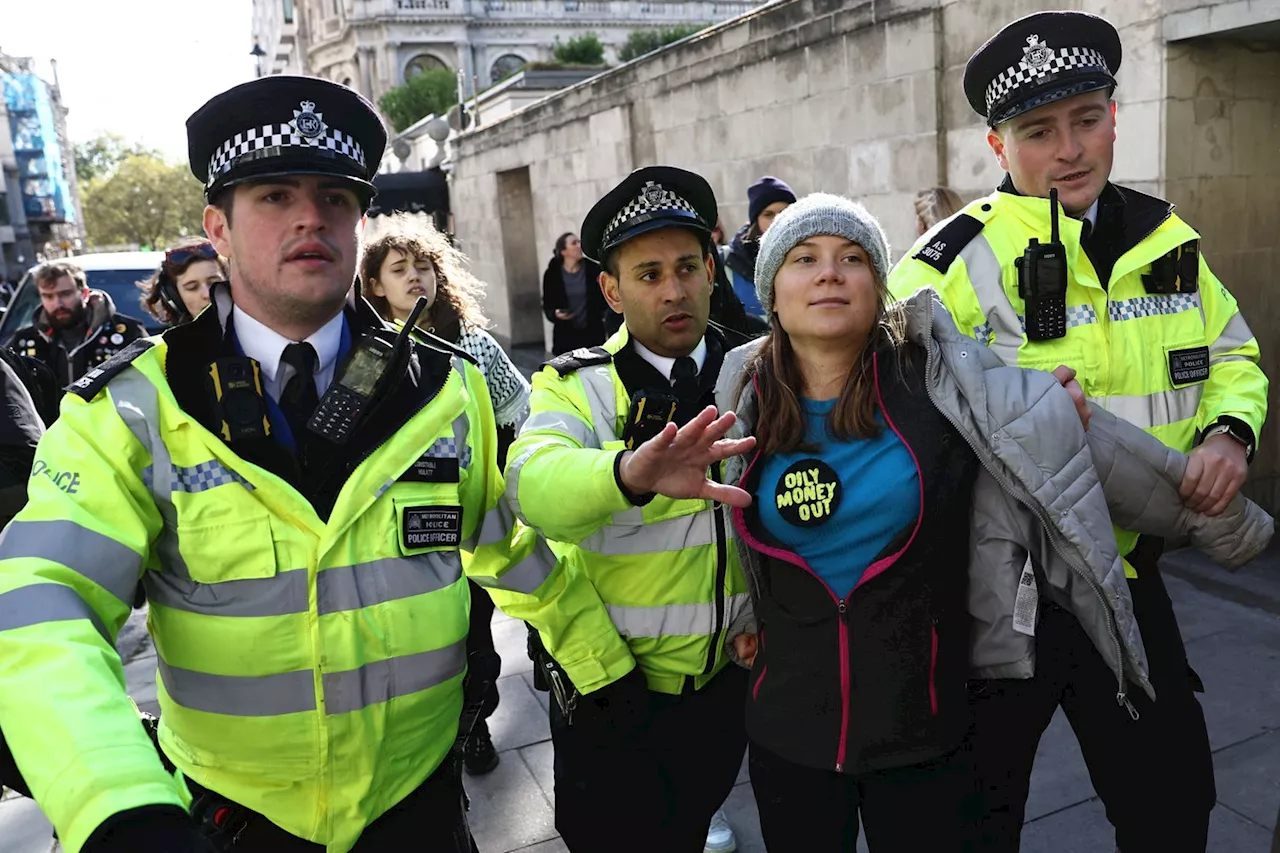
[754,193,891,315]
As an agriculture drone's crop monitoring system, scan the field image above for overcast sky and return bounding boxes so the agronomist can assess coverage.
[5,0,256,164]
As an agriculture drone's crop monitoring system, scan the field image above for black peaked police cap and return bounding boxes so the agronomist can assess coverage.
[581,166,717,265]
[964,11,1122,127]
[187,76,387,204]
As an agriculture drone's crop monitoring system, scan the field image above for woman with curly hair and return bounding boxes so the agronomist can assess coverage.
[137,237,228,325]
[361,214,531,777]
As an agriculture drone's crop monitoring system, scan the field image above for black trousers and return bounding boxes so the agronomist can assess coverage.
[967,543,1215,853]
[467,578,499,719]
[749,740,975,852]
[550,665,748,853]
[187,756,476,852]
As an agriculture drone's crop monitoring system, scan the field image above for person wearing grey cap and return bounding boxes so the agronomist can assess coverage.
[890,11,1267,852]
[712,194,1273,851]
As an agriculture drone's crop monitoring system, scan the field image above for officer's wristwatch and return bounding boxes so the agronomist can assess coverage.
[1202,421,1255,462]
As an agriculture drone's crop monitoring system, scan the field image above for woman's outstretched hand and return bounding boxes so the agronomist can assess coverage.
[618,405,757,508]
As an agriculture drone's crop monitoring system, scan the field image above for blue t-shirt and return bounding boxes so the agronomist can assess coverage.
[757,398,920,600]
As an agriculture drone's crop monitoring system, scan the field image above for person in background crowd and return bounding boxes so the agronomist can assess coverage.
[891,12,1268,852]
[362,212,531,777]
[711,218,727,248]
[510,166,756,853]
[138,238,228,326]
[914,187,964,236]
[716,193,1273,851]
[724,176,796,321]
[8,260,146,386]
[543,232,606,355]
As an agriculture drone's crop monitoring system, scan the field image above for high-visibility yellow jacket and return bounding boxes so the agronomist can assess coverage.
[506,325,751,696]
[0,308,615,853]
[889,182,1268,570]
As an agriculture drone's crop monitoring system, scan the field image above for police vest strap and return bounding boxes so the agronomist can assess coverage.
[543,347,612,377]
[913,213,985,274]
[67,338,155,401]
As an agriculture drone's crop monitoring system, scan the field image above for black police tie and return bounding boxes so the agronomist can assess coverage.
[671,356,700,402]
[279,342,319,441]
[1080,218,1093,243]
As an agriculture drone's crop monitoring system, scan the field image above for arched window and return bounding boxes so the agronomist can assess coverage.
[490,53,526,84]
[405,54,449,81]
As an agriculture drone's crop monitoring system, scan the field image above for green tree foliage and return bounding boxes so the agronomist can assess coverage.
[81,154,206,249]
[553,32,605,66]
[378,67,459,133]
[618,25,706,63]
[73,133,159,183]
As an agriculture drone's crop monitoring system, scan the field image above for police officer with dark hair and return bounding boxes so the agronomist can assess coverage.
[0,75,612,853]
[509,167,757,853]
[891,11,1268,853]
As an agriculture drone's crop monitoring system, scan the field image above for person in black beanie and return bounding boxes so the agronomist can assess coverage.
[723,175,796,321]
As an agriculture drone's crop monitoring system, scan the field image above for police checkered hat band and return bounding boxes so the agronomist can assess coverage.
[206,122,366,190]
[605,181,700,239]
[985,42,1110,114]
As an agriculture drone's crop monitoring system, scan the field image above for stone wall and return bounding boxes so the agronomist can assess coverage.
[1164,36,1280,509]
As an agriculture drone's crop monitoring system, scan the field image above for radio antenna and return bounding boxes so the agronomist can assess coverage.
[1049,188,1060,244]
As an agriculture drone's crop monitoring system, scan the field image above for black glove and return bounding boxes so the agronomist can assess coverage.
[82,805,215,853]
[459,648,501,740]
[576,666,650,735]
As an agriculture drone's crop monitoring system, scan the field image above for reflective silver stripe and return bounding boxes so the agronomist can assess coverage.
[1107,293,1198,322]
[504,447,537,524]
[519,410,596,448]
[463,499,513,552]
[144,567,310,618]
[158,655,317,716]
[0,520,141,605]
[1089,385,1203,430]
[1210,312,1256,356]
[317,553,463,615]
[579,366,620,444]
[0,583,110,640]
[580,510,716,556]
[111,368,188,579]
[1210,355,1251,365]
[607,593,752,639]
[471,535,556,595]
[322,640,466,715]
[959,235,1023,366]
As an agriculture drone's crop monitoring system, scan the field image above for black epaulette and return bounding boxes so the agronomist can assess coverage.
[912,213,985,274]
[543,346,612,377]
[67,338,155,400]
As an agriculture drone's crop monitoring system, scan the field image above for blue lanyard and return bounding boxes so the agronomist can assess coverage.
[229,317,352,451]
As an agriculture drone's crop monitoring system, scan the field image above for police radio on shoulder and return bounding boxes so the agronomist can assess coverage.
[1015,188,1069,341]
[307,296,427,444]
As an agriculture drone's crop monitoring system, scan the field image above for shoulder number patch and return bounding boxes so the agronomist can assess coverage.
[912,213,985,274]
[68,338,155,400]
[544,346,612,377]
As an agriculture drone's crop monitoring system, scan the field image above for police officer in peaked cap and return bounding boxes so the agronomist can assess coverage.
[510,166,756,853]
[890,12,1267,853]
[0,74,609,853]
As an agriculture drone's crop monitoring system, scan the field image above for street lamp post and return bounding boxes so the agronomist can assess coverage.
[250,43,267,78]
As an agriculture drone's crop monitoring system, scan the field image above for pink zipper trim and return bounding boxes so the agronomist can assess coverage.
[929,623,939,716]
[753,664,768,700]
[852,351,927,592]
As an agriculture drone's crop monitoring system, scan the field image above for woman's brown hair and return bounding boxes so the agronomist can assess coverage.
[360,213,488,338]
[137,237,228,324]
[747,261,908,457]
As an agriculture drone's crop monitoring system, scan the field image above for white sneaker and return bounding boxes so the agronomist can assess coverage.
[704,807,737,853]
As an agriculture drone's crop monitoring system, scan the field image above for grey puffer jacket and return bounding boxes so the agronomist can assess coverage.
[717,288,1273,703]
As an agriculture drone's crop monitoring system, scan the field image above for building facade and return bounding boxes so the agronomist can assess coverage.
[254,0,762,104]
[0,52,84,282]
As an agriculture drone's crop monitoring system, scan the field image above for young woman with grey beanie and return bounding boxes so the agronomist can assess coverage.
[710,193,1274,850]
